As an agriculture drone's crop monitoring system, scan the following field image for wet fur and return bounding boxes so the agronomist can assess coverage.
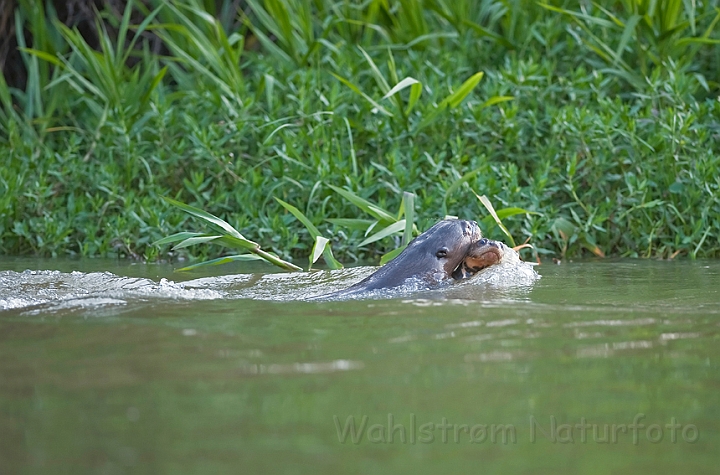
[321,219,480,298]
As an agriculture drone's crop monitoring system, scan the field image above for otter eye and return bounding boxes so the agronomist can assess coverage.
[436,247,448,259]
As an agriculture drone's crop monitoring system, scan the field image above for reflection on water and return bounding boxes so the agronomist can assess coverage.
[0,257,719,474]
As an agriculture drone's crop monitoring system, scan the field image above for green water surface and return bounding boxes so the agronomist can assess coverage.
[1,258,718,474]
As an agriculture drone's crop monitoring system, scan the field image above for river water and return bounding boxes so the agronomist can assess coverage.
[1,257,718,474]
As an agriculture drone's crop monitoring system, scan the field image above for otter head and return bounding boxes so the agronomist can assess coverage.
[361,219,481,290]
[452,238,505,280]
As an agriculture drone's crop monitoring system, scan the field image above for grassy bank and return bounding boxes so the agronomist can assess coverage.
[1,0,719,265]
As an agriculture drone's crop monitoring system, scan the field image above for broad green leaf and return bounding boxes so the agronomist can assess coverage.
[262,73,276,109]
[668,182,685,194]
[359,220,406,247]
[115,0,132,64]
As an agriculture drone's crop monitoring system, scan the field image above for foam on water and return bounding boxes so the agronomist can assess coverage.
[455,244,540,288]
[0,269,223,313]
[0,249,540,314]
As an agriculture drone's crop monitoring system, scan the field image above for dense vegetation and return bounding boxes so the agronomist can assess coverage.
[1,0,719,265]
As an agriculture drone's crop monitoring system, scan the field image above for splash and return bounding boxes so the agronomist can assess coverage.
[0,252,539,314]
[0,270,223,313]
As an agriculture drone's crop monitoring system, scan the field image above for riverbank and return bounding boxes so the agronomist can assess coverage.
[1,1,718,263]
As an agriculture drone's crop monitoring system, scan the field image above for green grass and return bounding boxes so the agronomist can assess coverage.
[1,0,719,266]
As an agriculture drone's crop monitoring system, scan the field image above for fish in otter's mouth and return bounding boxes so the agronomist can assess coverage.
[452,238,505,280]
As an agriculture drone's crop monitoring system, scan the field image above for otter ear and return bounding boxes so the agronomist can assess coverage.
[435,247,448,258]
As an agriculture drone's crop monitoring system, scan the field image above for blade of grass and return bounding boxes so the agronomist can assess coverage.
[276,197,343,270]
[442,71,484,108]
[474,193,516,247]
[327,184,396,222]
[382,76,420,100]
[416,71,484,132]
[406,81,422,115]
[401,192,414,246]
[380,245,406,265]
[163,197,248,240]
[163,198,301,271]
[327,218,375,230]
[358,46,390,93]
[343,117,358,176]
[444,168,482,211]
[359,220,405,247]
[275,197,321,237]
[172,235,222,250]
[613,14,642,66]
[177,254,264,272]
[152,232,206,247]
[310,236,329,266]
[330,72,393,116]
[480,95,514,108]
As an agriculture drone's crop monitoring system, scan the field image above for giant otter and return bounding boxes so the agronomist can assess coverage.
[318,219,481,299]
